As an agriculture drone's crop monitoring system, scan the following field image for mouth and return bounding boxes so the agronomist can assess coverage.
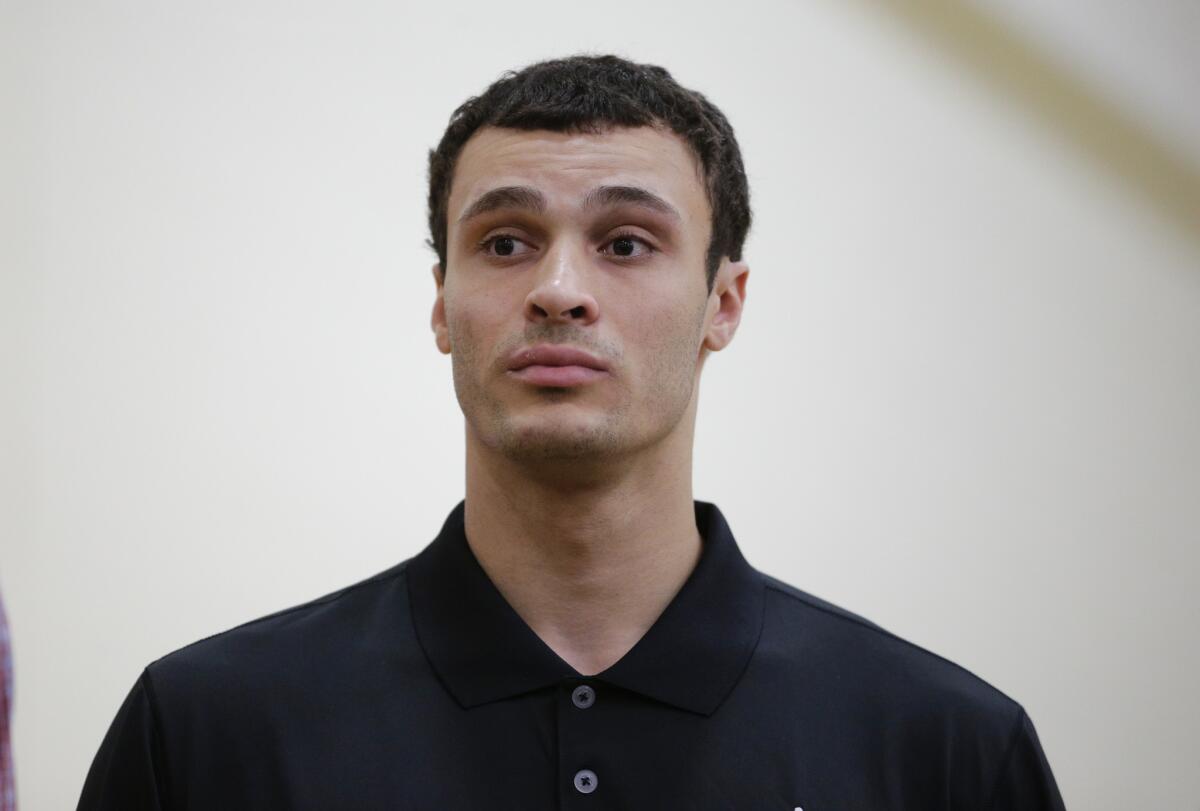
[505,344,611,388]
[508,364,609,387]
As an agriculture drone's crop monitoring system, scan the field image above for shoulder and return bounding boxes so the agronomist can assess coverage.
[754,571,1064,805]
[143,559,414,706]
[758,571,1022,734]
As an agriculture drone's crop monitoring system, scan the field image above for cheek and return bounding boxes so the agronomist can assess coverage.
[628,299,707,377]
[442,296,477,359]
[443,284,483,340]
[444,290,513,364]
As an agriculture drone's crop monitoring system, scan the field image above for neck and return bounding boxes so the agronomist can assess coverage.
[461,398,703,677]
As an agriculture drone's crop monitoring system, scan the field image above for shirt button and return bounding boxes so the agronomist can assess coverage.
[573,768,598,794]
[571,684,596,709]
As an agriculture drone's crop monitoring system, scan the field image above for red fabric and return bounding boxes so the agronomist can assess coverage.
[0,592,13,811]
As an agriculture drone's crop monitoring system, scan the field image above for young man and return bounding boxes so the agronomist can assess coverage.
[79,55,1065,809]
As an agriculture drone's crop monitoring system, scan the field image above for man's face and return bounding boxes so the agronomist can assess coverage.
[432,125,745,464]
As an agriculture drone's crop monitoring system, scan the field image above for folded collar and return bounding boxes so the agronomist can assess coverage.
[407,499,766,717]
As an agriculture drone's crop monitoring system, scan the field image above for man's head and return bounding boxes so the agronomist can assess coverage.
[427,55,752,469]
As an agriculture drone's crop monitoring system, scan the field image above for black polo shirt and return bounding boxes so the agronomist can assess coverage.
[79,500,1065,809]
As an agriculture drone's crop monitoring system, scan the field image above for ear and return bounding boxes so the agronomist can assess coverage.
[430,262,451,355]
[702,258,749,352]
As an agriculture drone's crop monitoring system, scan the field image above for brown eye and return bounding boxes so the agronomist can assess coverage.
[601,234,653,259]
[480,234,534,259]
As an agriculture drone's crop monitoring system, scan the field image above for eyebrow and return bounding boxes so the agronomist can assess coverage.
[457,184,682,224]
[583,185,682,222]
[457,186,546,224]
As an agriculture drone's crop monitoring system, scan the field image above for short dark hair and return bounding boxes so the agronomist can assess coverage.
[426,54,752,294]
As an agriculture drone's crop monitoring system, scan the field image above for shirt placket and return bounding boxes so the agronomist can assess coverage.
[557,676,610,809]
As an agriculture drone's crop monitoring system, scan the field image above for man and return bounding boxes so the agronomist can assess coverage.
[79,54,1065,809]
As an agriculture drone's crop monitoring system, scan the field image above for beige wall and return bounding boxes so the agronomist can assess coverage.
[3,1,1198,808]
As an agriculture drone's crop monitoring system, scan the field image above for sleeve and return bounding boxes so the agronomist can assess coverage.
[77,670,169,811]
[988,706,1066,810]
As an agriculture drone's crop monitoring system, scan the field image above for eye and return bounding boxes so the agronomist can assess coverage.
[601,233,654,259]
[480,234,535,258]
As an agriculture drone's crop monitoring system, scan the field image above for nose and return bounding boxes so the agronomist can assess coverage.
[523,241,600,326]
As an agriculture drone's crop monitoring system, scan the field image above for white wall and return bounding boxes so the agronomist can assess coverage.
[3,1,1197,808]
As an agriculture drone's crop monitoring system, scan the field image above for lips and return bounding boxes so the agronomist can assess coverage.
[506,345,610,372]
[505,344,610,387]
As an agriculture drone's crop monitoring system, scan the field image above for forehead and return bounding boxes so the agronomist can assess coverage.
[448,125,710,226]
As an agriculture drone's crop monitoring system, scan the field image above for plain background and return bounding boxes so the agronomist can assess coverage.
[3,1,1198,808]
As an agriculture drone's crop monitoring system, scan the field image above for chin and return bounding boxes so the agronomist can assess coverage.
[499,425,624,462]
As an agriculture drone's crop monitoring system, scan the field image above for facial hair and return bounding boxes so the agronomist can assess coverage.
[448,294,708,464]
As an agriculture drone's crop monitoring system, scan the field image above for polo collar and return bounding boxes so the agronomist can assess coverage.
[407,499,766,717]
